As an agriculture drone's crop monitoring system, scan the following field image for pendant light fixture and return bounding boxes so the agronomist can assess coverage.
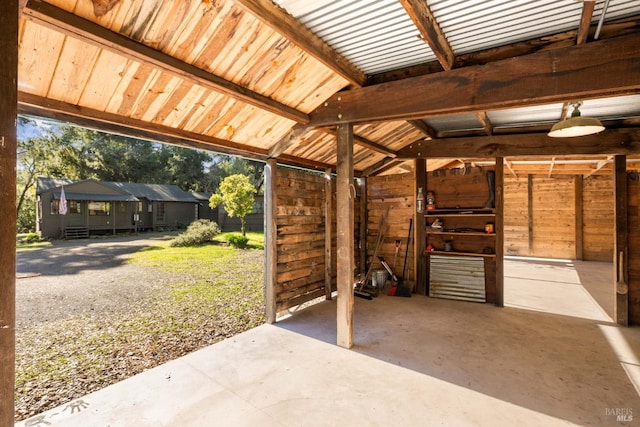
[548,101,605,138]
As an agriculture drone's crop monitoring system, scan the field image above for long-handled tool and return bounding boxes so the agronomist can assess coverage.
[389,217,413,297]
[354,209,388,299]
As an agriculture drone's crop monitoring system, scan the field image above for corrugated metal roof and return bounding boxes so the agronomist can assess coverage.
[276,0,437,75]
[429,0,583,55]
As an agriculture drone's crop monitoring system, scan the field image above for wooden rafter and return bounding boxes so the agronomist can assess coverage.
[408,120,438,139]
[268,124,309,158]
[475,112,493,136]
[310,32,640,126]
[234,0,366,87]
[17,92,337,172]
[396,129,640,159]
[362,158,405,176]
[577,1,596,45]
[399,0,455,71]
[22,0,309,124]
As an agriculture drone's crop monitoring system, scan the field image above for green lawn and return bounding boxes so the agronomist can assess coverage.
[15,232,265,421]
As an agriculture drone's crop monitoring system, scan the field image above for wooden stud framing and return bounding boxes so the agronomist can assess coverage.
[415,159,427,295]
[336,123,354,349]
[495,157,505,307]
[264,159,277,323]
[325,168,333,300]
[359,177,368,279]
[575,175,584,261]
[614,155,629,326]
[0,0,17,424]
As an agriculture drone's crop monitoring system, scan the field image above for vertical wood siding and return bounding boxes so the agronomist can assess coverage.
[367,173,415,285]
[504,174,614,261]
[583,175,614,261]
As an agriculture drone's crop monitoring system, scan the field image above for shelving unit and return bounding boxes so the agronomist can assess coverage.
[419,166,502,305]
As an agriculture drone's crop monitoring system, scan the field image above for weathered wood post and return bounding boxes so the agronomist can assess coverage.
[0,0,18,424]
[264,158,277,323]
[336,123,354,348]
[614,155,628,326]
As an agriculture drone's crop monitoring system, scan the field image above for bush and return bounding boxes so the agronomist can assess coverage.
[170,219,221,247]
[18,232,43,243]
[227,234,249,248]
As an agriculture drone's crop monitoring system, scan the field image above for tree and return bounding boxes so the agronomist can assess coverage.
[209,174,256,236]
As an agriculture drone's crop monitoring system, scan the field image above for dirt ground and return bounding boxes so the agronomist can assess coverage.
[16,233,179,329]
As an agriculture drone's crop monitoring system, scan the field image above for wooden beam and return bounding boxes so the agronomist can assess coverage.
[414,158,427,295]
[614,155,629,326]
[264,159,277,323]
[362,158,406,176]
[325,168,333,301]
[577,1,596,45]
[575,175,584,261]
[268,124,309,158]
[396,129,640,159]
[310,33,640,126]
[322,128,397,158]
[22,0,309,124]
[504,159,518,179]
[495,157,505,307]
[585,155,613,177]
[18,92,336,172]
[234,0,366,87]
[408,119,438,139]
[475,111,493,136]
[399,0,454,71]
[0,0,17,425]
[336,123,354,349]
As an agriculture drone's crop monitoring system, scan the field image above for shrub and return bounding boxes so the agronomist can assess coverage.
[170,219,221,247]
[18,232,43,243]
[227,234,249,249]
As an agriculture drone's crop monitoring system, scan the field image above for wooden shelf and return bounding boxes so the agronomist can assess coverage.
[426,250,496,258]
[427,231,495,237]
[425,208,494,216]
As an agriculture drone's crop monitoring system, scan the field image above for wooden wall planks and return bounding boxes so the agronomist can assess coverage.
[504,174,613,261]
[368,173,415,285]
[273,167,360,312]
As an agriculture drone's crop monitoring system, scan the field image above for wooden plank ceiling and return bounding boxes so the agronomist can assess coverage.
[16,0,640,176]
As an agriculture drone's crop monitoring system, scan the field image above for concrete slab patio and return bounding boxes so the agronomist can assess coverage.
[16,293,640,427]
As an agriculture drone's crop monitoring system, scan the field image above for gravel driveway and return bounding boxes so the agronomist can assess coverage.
[16,233,178,329]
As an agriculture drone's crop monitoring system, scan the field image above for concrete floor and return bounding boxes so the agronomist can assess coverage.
[16,291,640,426]
[504,257,615,322]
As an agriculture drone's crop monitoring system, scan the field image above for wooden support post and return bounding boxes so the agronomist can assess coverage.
[415,158,427,294]
[0,0,18,424]
[575,175,584,261]
[614,155,629,326]
[325,167,333,300]
[495,157,505,307]
[359,177,367,280]
[336,123,354,349]
[527,174,534,256]
[264,159,277,323]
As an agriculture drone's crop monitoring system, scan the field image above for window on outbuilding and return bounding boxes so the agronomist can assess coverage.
[88,201,111,216]
[156,201,165,222]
